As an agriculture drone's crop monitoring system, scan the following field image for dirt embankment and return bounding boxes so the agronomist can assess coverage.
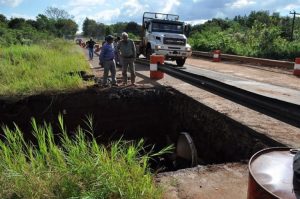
[0,86,280,163]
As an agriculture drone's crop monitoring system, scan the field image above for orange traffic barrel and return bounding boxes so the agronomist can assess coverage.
[150,71,164,79]
[293,58,300,76]
[150,54,165,65]
[247,147,299,199]
[150,55,164,80]
[213,50,221,62]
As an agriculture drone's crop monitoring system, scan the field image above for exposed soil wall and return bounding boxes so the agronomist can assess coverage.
[166,90,284,164]
[0,86,283,166]
[0,87,172,146]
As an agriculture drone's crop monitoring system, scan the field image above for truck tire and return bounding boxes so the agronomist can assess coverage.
[176,58,186,66]
[146,47,152,60]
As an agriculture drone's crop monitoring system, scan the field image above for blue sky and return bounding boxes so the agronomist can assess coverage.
[1,0,300,30]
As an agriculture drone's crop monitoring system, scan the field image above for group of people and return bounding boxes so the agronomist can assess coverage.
[88,32,136,87]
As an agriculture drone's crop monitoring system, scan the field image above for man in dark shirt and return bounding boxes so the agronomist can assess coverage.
[99,35,117,86]
[86,38,96,60]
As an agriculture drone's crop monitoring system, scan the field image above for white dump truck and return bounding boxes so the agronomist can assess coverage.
[137,12,192,66]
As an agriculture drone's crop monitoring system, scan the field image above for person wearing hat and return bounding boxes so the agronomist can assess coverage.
[99,35,117,87]
[118,32,136,86]
[86,37,96,60]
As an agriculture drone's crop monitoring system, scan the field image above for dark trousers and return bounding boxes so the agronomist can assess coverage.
[88,48,94,59]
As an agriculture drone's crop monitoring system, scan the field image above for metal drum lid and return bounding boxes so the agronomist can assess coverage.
[176,132,197,168]
[249,148,300,199]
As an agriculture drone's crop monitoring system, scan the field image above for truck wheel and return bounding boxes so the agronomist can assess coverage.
[176,58,186,66]
[146,47,152,60]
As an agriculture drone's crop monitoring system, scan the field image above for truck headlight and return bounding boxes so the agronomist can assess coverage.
[185,47,191,52]
[155,45,161,50]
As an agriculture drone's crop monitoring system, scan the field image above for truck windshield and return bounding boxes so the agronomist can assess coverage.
[152,22,183,34]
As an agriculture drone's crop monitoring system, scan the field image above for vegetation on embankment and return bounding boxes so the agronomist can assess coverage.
[0,7,78,47]
[189,11,300,60]
[0,40,91,96]
[0,116,167,199]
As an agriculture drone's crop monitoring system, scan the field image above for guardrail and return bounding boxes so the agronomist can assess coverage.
[135,58,300,128]
[192,51,294,70]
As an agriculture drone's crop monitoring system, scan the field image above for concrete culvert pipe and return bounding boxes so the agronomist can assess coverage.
[175,132,198,169]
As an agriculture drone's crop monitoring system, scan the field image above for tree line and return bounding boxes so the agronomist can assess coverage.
[82,18,142,40]
[0,7,78,46]
[0,6,143,47]
[1,8,300,60]
[189,10,300,60]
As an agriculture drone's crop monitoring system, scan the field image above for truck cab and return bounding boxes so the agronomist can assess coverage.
[140,12,192,66]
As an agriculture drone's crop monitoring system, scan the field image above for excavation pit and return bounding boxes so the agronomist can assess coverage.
[0,86,281,171]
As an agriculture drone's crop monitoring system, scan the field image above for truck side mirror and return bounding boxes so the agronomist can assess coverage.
[184,24,191,35]
[145,22,149,30]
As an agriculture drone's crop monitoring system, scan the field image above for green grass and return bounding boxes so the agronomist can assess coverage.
[0,115,171,199]
[0,40,91,96]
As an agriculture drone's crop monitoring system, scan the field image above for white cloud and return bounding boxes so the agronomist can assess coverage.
[185,19,208,25]
[283,3,300,11]
[122,0,147,17]
[226,0,256,9]
[161,0,180,13]
[215,11,226,18]
[69,0,106,7]
[68,0,106,16]
[88,8,121,22]
[0,0,23,7]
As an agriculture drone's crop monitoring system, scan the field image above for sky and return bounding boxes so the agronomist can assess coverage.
[1,0,300,31]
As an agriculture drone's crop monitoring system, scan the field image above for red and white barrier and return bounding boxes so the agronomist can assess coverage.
[150,55,164,79]
[294,58,300,76]
[213,50,221,62]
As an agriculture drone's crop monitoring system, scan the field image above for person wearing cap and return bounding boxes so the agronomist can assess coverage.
[86,37,96,60]
[118,32,136,85]
[99,35,117,87]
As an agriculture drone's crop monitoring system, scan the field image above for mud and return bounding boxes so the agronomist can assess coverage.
[0,86,281,167]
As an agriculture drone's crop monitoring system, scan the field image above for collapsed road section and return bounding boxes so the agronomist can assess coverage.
[0,86,281,170]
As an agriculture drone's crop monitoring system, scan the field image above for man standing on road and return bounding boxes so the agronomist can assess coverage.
[86,38,96,60]
[99,35,117,87]
[118,32,136,86]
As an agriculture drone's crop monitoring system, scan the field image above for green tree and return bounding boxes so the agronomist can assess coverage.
[105,26,112,36]
[0,14,7,23]
[45,7,73,20]
[111,22,127,35]
[55,18,78,37]
[26,19,39,29]
[36,14,50,30]
[8,18,26,29]
[189,10,300,60]
[247,11,271,27]
[82,18,106,39]
[82,18,97,37]
[125,21,142,36]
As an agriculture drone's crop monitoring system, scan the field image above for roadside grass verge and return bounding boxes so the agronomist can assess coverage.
[0,115,169,199]
[0,40,91,96]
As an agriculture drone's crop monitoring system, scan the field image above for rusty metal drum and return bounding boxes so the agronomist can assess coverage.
[247,147,300,199]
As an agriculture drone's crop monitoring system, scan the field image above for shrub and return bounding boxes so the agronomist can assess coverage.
[0,115,169,199]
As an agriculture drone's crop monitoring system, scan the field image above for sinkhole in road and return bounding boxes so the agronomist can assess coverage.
[0,86,278,171]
